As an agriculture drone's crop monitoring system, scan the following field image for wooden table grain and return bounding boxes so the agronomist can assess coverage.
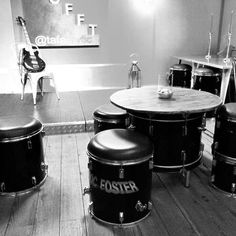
[110,86,222,115]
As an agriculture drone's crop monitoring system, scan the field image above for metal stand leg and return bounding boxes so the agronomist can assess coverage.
[184,170,191,188]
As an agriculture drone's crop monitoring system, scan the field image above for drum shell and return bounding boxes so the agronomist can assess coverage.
[93,104,129,134]
[193,73,221,95]
[0,131,46,193]
[88,156,152,225]
[131,113,204,171]
[169,64,192,88]
[211,153,236,194]
[213,117,236,158]
[93,116,129,134]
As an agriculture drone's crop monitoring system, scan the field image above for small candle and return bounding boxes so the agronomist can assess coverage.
[210,14,213,33]
[229,11,234,33]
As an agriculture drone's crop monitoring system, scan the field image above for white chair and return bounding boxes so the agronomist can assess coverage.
[17,43,60,105]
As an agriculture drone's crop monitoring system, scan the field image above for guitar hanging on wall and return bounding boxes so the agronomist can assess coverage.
[16,16,46,73]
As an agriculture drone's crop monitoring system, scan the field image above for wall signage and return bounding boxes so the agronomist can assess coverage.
[26,0,100,48]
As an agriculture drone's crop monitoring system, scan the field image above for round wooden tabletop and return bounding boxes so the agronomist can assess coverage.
[110,86,222,115]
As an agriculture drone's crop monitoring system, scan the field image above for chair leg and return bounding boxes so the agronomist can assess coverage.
[29,75,39,105]
[38,78,44,96]
[21,84,25,100]
[50,73,60,100]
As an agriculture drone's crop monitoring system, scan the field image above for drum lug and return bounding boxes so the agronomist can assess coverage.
[211,174,215,183]
[27,139,32,149]
[149,159,154,170]
[88,161,93,171]
[213,142,218,151]
[135,200,147,212]
[41,129,46,137]
[119,166,125,179]
[182,125,187,136]
[148,201,152,210]
[41,162,48,172]
[119,212,124,225]
[88,202,93,215]
[181,150,186,165]
[0,182,5,192]
[149,124,154,136]
[216,121,221,129]
[31,176,37,186]
[231,183,235,196]
[83,187,91,195]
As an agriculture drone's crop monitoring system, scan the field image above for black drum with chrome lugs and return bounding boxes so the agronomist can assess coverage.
[131,112,205,172]
[86,129,153,226]
[211,103,236,195]
[0,116,47,196]
[169,64,192,88]
[193,67,221,96]
[211,153,236,196]
[93,103,129,134]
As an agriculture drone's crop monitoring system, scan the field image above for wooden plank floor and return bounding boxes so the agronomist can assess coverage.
[0,132,235,236]
[0,91,236,235]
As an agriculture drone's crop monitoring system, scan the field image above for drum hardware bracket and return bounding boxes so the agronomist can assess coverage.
[135,200,147,212]
[88,202,94,216]
[40,162,48,172]
[149,159,154,170]
[83,187,91,195]
[0,182,5,192]
[119,166,125,179]
[31,176,36,186]
[231,183,235,196]
[88,161,93,171]
[119,212,124,225]
[27,139,32,149]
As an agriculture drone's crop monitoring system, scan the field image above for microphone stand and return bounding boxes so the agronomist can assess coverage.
[224,11,234,64]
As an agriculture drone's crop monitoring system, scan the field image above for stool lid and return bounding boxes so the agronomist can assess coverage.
[93,103,128,119]
[217,103,236,119]
[0,116,43,141]
[170,64,192,71]
[87,129,153,164]
[193,67,214,76]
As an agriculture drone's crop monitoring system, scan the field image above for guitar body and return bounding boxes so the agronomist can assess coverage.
[22,47,46,73]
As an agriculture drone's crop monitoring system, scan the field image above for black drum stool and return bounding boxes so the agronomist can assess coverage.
[85,129,153,226]
[0,116,47,196]
[211,103,236,197]
[169,64,192,88]
[93,103,129,134]
[193,67,221,96]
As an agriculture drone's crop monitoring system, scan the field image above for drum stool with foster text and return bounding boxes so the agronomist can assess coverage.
[85,129,154,226]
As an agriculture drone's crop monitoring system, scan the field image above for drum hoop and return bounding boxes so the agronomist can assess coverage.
[87,152,152,166]
[89,209,151,226]
[93,116,127,124]
[131,114,203,123]
[210,183,236,198]
[214,151,236,165]
[0,126,44,143]
[0,170,47,197]
[154,152,202,169]
[217,117,236,123]
[170,68,189,72]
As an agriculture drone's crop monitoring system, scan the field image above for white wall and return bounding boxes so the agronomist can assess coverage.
[0,0,223,93]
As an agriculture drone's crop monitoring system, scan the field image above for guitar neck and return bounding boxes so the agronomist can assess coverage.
[21,25,34,55]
